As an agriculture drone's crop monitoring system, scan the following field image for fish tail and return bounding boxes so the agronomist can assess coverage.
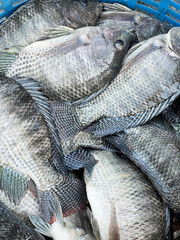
[50,101,83,140]
[37,176,87,224]
[29,198,65,238]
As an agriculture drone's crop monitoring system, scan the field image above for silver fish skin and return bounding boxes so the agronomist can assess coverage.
[106,120,180,214]
[0,26,136,101]
[0,201,44,240]
[0,75,87,225]
[51,27,180,140]
[98,3,169,42]
[84,150,167,240]
[0,0,102,50]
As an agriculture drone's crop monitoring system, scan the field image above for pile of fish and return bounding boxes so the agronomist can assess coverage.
[0,0,179,239]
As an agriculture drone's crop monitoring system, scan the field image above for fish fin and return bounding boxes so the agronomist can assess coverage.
[37,176,87,223]
[29,215,54,238]
[50,101,83,140]
[0,165,36,204]
[105,133,132,155]
[164,203,171,238]
[15,77,66,174]
[38,26,74,41]
[86,89,180,137]
[87,208,101,240]
[83,235,95,240]
[64,148,96,171]
[29,198,64,238]
[0,47,21,73]
[102,2,131,12]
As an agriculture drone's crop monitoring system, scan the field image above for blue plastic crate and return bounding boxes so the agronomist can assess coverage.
[0,0,180,26]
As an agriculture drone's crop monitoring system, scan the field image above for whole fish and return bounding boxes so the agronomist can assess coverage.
[50,27,180,140]
[106,119,180,214]
[61,131,116,170]
[98,3,169,42]
[84,150,167,240]
[0,0,102,50]
[0,26,136,101]
[0,201,44,240]
[0,75,87,239]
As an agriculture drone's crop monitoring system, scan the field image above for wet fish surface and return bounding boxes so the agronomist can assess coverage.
[106,119,180,214]
[0,26,136,101]
[98,3,169,42]
[61,131,116,170]
[0,201,44,240]
[84,150,167,240]
[0,75,87,230]
[0,0,102,50]
[50,27,180,140]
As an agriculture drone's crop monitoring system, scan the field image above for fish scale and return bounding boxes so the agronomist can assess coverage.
[0,0,102,50]
[84,150,167,240]
[52,28,180,140]
[106,120,180,213]
[0,26,136,102]
[0,75,87,225]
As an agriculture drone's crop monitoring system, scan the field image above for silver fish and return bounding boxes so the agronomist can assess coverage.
[0,75,87,237]
[0,0,102,50]
[50,27,180,140]
[98,3,169,42]
[84,150,167,240]
[0,201,44,240]
[0,26,136,101]
[106,119,180,214]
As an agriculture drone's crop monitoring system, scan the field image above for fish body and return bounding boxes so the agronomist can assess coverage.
[0,201,44,240]
[84,150,167,240]
[0,75,87,227]
[98,3,169,42]
[0,0,102,50]
[0,26,136,101]
[106,120,180,214]
[51,27,180,139]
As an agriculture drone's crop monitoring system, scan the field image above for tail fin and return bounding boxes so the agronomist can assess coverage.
[29,199,64,239]
[37,176,87,223]
[50,101,83,140]
[30,199,91,240]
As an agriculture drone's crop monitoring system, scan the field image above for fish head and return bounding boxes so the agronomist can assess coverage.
[62,0,102,29]
[98,11,142,30]
[75,26,137,65]
[136,18,170,41]
[167,27,180,56]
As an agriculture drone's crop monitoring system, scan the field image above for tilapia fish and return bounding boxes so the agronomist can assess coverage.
[0,0,102,50]
[98,3,169,42]
[50,27,180,140]
[84,150,167,240]
[0,26,136,101]
[61,131,116,170]
[0,75,87,238]
[0,201,44,240]
[106,119,180,214]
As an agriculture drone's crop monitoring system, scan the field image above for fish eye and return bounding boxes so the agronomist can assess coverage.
[115,39,125,49]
